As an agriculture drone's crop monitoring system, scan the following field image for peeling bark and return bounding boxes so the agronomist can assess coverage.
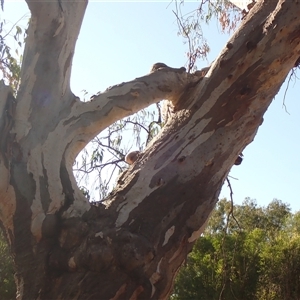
[0,0,300,299]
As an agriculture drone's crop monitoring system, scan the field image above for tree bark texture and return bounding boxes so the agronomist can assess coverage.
[0,0,300,299]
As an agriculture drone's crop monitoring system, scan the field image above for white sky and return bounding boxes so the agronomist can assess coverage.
[1,1,300,211]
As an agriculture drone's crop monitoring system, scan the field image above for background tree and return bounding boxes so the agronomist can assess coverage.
[172,199,300,300]
[0,0,300,299]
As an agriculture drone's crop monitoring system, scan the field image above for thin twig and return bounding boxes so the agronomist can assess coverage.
[282,69,295,115]
[219,177,241,300]
[225,177,241,230]
[2,13,29,39]
[173,7,193,72]
[73,158,124,174]
[96,140,125,159]
[124,120,149,134]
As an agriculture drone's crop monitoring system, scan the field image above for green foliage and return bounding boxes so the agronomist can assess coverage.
[258,234,300,300]
[0,15,27,93]
[0,230,16,300]
[171,199,300,300]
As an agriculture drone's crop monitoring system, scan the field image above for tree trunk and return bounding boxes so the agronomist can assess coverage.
[0,0,299,299]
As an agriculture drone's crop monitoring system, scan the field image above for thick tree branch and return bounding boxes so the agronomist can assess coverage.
[1,1,300,298]
[64,67,200,164]
[15,0,87,141]
[95,1,300,296]
[59,67,202,217]
[110,0,300,222]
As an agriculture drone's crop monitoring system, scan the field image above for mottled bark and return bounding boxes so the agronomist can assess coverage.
[0,0,299,299]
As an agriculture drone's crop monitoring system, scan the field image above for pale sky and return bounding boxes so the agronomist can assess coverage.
[1,1,300,211]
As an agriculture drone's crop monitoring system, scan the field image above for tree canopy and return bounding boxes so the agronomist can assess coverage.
[172,198,300,300]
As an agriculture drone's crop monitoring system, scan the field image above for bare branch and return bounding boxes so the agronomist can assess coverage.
[74,158,124,175]
[282,68,298,114]
[225,177,241,230]
[173,8,194,72]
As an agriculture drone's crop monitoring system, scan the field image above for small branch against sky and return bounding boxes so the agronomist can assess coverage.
[225,177,241,231]
[282,66,300,115]
[173,0,210,72]
[218,177,241,300]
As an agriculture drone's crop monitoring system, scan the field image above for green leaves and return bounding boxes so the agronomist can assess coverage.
[0,17,26,93]
[172,199,300,300]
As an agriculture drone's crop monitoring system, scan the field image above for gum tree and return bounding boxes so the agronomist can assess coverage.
[0,0,299,299]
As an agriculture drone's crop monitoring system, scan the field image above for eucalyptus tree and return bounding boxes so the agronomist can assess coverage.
[0,0,299,299]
